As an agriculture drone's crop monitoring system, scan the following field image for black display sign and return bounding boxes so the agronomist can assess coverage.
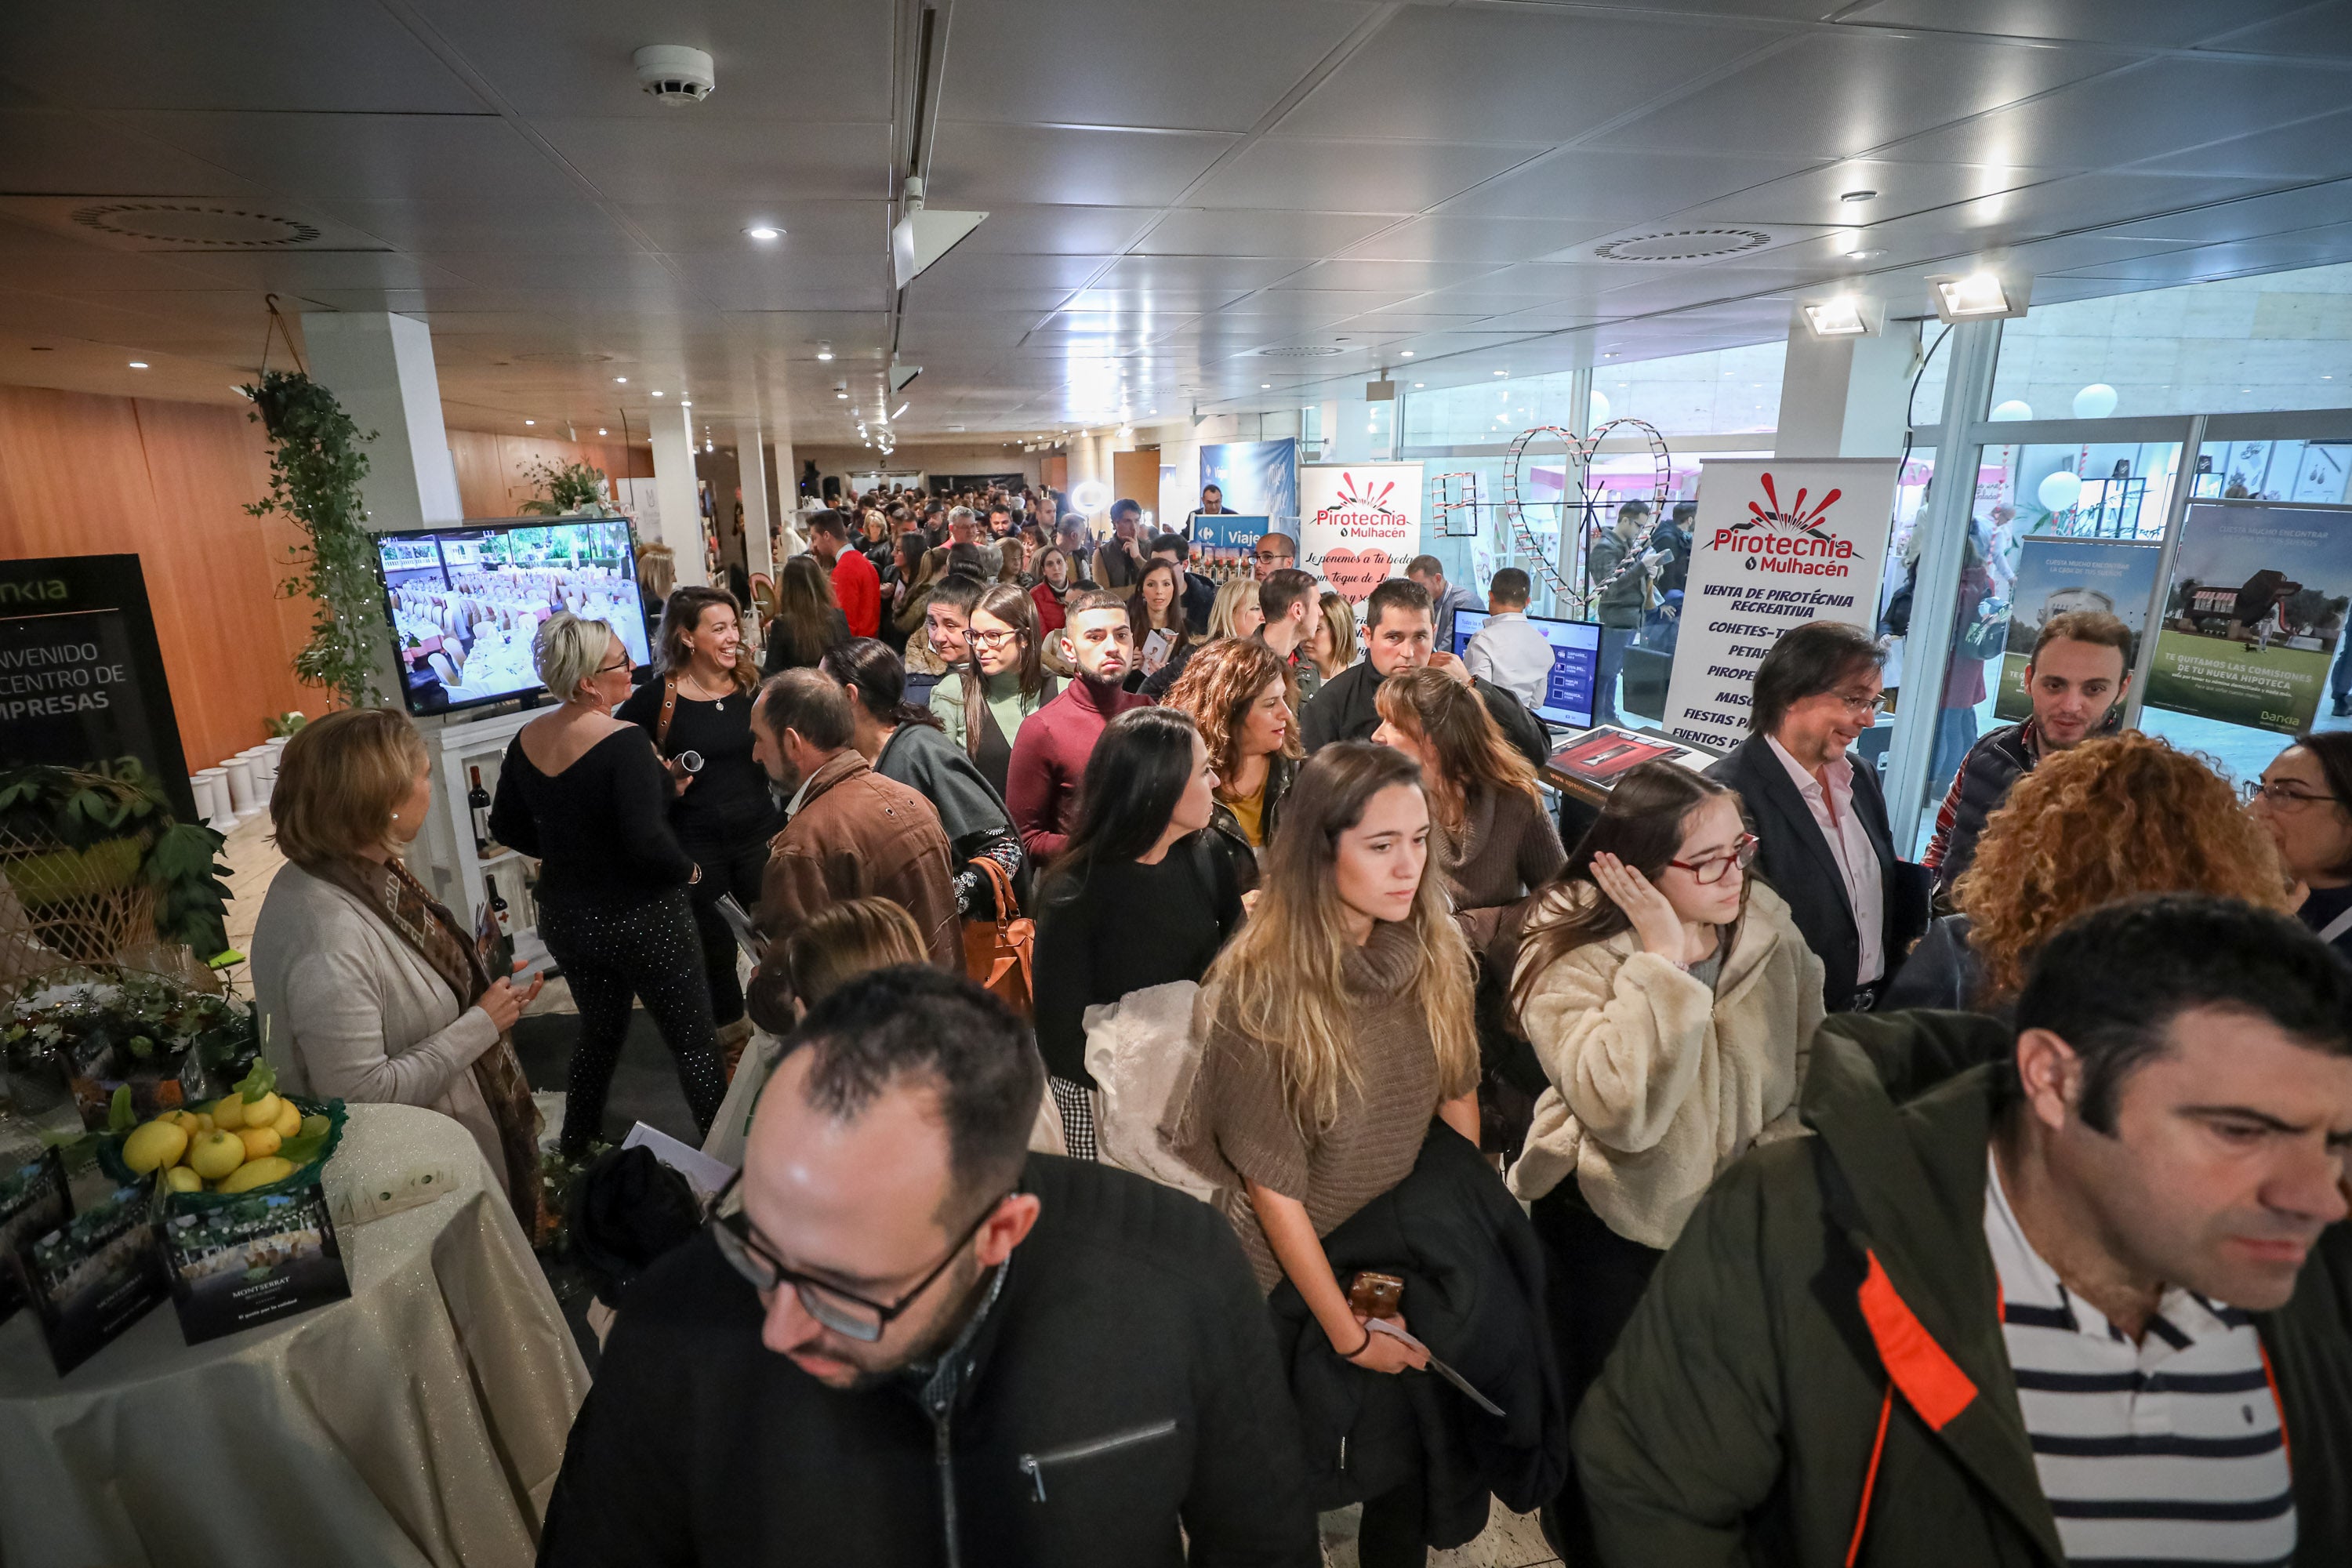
[0,554,197,821]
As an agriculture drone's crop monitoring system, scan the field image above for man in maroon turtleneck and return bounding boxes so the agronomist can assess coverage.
[1006,589,1149,862]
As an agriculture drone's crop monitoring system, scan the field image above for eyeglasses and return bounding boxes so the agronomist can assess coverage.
[1832,691,1887,717]
[1669,833,1759,885]
[967,628,1022,649]
[708,1174,1015,1343]
[2242,779,2339,810]
[597,656,633,675]
[1253,550,1294,564]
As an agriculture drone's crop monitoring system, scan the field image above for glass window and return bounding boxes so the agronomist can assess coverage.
[1399,340,1787,448]
[1990,260,2352,422]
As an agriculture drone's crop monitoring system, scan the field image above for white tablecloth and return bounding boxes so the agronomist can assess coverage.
[0,1103,590,1568]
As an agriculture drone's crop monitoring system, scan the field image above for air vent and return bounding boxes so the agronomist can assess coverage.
[1258,344,1345,358]
[71,202,321,249]
[1593,227,1773,263]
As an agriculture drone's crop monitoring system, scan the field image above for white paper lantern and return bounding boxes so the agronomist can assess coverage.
[2037,470,2083,514]
[1990,399,2034,423]
[2071,383,2118,419]
[1588,389,1612,427]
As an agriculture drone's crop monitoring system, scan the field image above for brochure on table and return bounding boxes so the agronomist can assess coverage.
[1992,536,2162,722]
[1661,459,1899,753]
[1300,463,1425,604]
[1544,726,1722,790]
[2143,501,2352,735]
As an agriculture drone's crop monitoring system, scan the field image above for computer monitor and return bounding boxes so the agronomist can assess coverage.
[1452,609,1602,730]
[376,518,651,717]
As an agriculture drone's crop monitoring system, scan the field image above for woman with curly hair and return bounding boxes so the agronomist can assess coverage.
[1882,730,2292,1011]
[1161,637,1302,880]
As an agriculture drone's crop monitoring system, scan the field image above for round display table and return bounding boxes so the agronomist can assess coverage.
[0,1102,590,1568]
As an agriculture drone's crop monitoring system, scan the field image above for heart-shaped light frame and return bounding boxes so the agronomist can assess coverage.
[1496,419,1674,615]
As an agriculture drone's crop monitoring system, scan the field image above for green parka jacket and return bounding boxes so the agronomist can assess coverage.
[1571,1008,2352,1567]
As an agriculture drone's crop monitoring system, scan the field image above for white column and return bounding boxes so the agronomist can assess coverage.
[300,311,463,532]
[648,403,709,587]
[735,419,772,586]
[1773,311,1918,459]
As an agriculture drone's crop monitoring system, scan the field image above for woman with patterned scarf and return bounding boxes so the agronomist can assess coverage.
[251,708,545,1235]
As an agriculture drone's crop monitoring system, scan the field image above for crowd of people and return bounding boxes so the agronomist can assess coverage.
[243,486,2352,1566]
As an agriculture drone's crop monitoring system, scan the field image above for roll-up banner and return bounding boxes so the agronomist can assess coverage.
[1200,440,1298,525]
[1662,459,1899,752]
[1992,536,2163,721]
[2145,501,2352,735]
[1299,463,1425,603]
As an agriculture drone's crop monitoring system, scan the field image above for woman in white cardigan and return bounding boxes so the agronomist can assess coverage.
[1505,761,1822,1546]
[250,709,543,1231]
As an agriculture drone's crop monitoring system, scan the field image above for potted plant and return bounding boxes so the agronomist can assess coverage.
[519,458,612,517]
[0,759,233,973]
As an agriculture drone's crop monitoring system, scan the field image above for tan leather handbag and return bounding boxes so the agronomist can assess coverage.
[961,858,1034,1018]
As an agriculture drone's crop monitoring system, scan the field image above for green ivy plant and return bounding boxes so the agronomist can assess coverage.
[0,759,233,961]
[243,369,391,710]
[517,457,611,517]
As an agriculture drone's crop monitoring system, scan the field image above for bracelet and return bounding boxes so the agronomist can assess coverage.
[1338,1323,1375,1361]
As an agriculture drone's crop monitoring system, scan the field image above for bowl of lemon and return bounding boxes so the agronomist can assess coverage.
[100,1060,346,1207]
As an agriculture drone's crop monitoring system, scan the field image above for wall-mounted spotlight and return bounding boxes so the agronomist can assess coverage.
[1928,269,2030,322]
[1800,293,1884,338]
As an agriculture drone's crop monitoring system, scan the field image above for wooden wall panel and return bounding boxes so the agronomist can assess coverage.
[446,427,646,518]
[1112,448,1160,520]
[0,385,313,771]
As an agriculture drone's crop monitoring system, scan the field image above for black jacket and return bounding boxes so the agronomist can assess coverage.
[1300,661,1552,770]
[1705,735,1929,1013]
[539,1155,1317,1568]
[1266,1120,1570,1551]
[1928,720,2035,898]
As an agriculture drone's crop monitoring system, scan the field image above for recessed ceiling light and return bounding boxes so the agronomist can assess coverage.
[1414,382,1424,388]
[615,376,627,383]
[1493,369,1508,376]
[1400,350,1414,358]
[652,390,663,397]
[816,342,834,361]
[128,360,148,368]
[1847,248,1886,260]
[1602,351,1619,359]
[1840,190,1877,203]
[1261,383,1271,389]
[524,419,535,426]
[745,225,782,240]
[598,427,608,434]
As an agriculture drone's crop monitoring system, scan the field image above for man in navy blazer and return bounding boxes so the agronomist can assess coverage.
[1704,621,1929,1012]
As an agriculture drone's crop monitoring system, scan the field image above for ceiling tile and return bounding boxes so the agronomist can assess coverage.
[1438,148,1820,222]
[317,199,641,253]
[925,124,1240,208]
[1272,7,1773,143]
[1098,255,1311,294]
[107,111,584,203]
[953,205,1161,256]
[1591,29,2118,159]
[1189,139,1544,213]
[1275,258,1507,292]
[942,0,1374,132]
[665,252,891,311]
[1879,56,2352,170]
[0,109,265,197]
[140,250,478,292]
[2127,109,2352,181]
[2194,2,2352,59]
[1134,209,1397,257]
[615,201,887,255]
[1678,158,2071,226]
[1838,0,2311,47]
[531,118,889,203]
[1338,216,1624,264]
[2097,180,2352,244]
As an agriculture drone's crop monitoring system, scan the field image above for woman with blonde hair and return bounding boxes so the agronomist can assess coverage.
[1374,667,1565,960]
[1310,589,1358,683]
[618,585,775,1070]
[1884,730,2293,1009]
[251,707,545,1231]
[1141,576,1263,701]
[490,612,727,1154]
[1161,637,1301,873]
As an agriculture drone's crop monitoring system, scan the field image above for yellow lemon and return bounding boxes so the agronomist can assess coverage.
[196,1112,215,1133]
[164,1109,204,1135]
[272,1101,302,1139]
[123,1120,189,1174]
[219,1156,294,1193]
[164,1166,203,1193]
[209,1095,247,1131]
[242,1091,281,1128]
[237,1125,281,1161]
[187,1130,246,1181]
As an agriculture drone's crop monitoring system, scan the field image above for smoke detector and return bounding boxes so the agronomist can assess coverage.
[633,45,715,105]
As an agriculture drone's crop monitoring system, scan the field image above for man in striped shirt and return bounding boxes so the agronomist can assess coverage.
[1574,895,2352,1566]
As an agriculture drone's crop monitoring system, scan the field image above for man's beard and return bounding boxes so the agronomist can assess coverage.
[824,1253,989,1391]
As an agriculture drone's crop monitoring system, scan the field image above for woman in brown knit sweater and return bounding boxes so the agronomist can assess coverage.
[1373,667,1566,964]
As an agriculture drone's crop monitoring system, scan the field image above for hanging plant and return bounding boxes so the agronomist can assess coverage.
[517,457,612,517]
[243,368,391,710]
[0,759,233,963]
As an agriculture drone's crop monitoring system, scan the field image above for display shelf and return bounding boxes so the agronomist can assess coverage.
[423,707,543,959]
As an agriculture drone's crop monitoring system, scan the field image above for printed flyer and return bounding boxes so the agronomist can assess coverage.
[1661,459,1899,752]
[1992,536,2161,720]
[1299,464,1425,603]
[2144,503,2352,735]
[162,1187,350,1345]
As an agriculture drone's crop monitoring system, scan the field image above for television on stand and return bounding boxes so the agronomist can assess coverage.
[375,518,651,718]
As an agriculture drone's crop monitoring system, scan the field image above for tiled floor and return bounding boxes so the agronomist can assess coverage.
[213,823,1568,1567]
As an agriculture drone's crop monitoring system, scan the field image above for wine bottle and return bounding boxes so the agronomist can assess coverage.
[483,874,516,972]
[467,766,494,855]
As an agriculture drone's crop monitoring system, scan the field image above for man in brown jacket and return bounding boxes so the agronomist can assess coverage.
[745,670,961,1031]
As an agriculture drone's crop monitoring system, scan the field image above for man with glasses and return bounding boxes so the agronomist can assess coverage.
[1250,532,1298,582]
[1923,610,2134,898]
[1706,621,1929,1012]
[540,967,1317,1567]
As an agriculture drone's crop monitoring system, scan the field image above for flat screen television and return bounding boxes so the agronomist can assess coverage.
[376,519,650,717]
[1452,609,1602,731]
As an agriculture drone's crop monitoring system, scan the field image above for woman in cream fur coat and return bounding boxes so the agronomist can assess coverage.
[1506,761,1823,1544]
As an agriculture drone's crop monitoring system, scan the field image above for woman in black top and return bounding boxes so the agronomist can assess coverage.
[616,586,778,1073]
[490,613,726,1155]
[1030,706,1241,1160]
[760,554,851,676]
